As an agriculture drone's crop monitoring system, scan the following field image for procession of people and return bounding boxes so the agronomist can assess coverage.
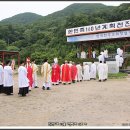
[0,46,125,97]
[0,54,112,97]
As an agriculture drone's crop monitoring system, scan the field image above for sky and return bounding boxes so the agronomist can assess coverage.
[0,1,129,21]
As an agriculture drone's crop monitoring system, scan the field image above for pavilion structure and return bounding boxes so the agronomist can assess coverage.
[0,50,20,66]
[66,19,130,58]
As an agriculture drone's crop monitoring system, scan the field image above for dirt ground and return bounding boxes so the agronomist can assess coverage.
[0,75,130,127]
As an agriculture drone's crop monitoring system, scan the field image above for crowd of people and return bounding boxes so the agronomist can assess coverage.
[0,56,109,97]
[80,49,108,59]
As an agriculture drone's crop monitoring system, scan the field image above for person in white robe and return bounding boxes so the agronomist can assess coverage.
[115,54,120,67]
[90,61,97,80]
[32,60,38,88]
[18,61,29,96]
[97,61,105,82]
[76,51,80,58]
[76,63,83,81]
[41,59,51,90]
[119,56,124,68]
[104,49,108,58]
[98,52,105,63]
[3,60,13,95]
[11,59,15,71]
[117,48,120,55]
[92,50,96,59]
[83,63,90,81]
[81,51,86,59]
[0,62,4,93]
[119,48,123,57]
[103,61,108,81]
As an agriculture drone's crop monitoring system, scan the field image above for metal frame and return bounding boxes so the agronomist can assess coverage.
[0,50,20,66]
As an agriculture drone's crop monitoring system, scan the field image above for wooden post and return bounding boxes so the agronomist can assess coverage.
[88,43,92,59]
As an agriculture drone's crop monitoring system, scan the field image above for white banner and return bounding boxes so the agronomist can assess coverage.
[67,30,130,42]
[66,19,130,36]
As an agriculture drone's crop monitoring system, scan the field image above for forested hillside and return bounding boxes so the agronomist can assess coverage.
[0,12,43,24]
[0,3,130,64]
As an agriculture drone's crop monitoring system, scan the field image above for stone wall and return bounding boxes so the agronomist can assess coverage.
[83,61,119,74]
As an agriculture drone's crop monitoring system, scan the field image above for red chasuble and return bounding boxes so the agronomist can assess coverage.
[71,65,77,80]
[26,57,33,87]
[51,63,60,84]
[27,65,33,87]
[61,63,70,83]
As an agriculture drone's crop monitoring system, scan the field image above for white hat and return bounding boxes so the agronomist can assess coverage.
[100,52,104,55]
[54,58,58,63]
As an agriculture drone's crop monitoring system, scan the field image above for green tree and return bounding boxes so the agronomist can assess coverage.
[0,40,7,50]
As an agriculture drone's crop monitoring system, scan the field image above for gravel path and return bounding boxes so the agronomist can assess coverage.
[0,75,130,127]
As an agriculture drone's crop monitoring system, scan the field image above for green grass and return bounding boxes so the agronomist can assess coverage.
[108,72,128,79]
[96,72,128,79]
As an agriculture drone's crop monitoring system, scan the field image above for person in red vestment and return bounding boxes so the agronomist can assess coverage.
[51,58,60,85]
[60,62,64,83]
[68,61,73,84]
[71,62,77,83]
[61,60,71,85]
[25,57,33,91]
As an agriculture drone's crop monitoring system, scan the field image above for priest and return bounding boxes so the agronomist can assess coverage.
[18,60,29,96]
[83,63,90,81]
[41,58,51,90]
[71,62,77,83]
[97,61,104,82]
[68,61,73,84]
[3,60,13,95]
[51,58,60,85]
[61,60,70,85]
[25,57,33,91]
[32,60,38,88]
[90,61,97,80]
[103,61,108,81]
[76,63,83,82]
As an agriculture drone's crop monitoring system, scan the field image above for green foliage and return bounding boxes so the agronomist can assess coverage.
[0,3,129,65]
[0,40,7,50]
[0,12,43,25]
[122,56,130,69]
[7,46,19,51]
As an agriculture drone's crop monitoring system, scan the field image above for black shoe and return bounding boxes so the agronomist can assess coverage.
[7,93,13,95]
[42,86,45,90]
[22,94,26,97]
[29,90,31,91]
[99,80,101,82]
[34,86,39,88]
[63,83,66,85]
[47,87,50,90]
[72,80,75,83]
